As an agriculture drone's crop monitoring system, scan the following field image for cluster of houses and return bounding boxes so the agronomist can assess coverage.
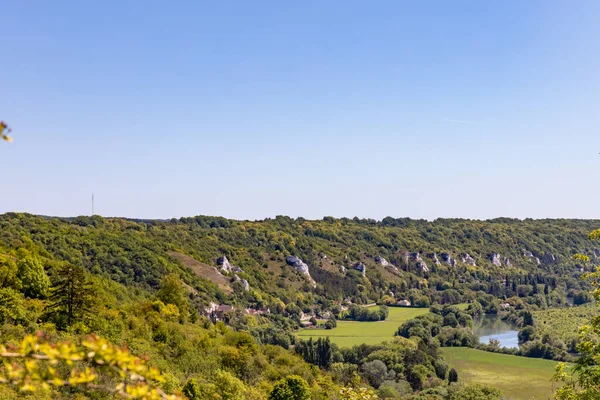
[204,303,270,322]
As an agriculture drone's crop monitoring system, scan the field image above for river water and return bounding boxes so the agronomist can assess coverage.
[473,315,519,348]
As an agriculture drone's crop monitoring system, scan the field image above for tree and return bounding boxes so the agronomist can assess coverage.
[0,288,26,325]
[17,256,50,299]
[417,296,430,308]
[182,378,202,400]
[488,338,501,349]
[325,318,336,329]
[210,370,246,400]
[0,257,19,289]
[295,337,332,367]
[339,387,378,400]
[448,383,501,400]
[522,310,534,326]
[554,230,600,399]
[573,290,591,305]
[448,368,458,383]
[361,360,395,388]
[0,121,12,142]
[156,274,188,315]
[46,263,95,327]
[269,375,311,400]
[0,333,181,399]
[518,326,536,344]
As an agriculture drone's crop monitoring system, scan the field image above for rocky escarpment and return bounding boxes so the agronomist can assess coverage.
[217,256,242,273]
[523,250,541,265]
[233,274,250,291]
[410,252,429,272]
[375,256,399,272]
[354,262,366,276]
[490,253,501,267]
[441,253,457,267]
[489,253,512,267]
[431,253,441,266]
[375,256,390,266]
[285,255,316,287]
[461,253,476,266]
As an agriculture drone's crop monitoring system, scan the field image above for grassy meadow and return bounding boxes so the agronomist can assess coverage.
[297,306,430,347]
[443,347,561,400]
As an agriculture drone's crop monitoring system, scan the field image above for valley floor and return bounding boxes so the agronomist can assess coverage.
[296,307,430,346]
[442,347,561,400]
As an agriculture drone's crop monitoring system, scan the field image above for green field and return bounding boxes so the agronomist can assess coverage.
[297,307,430,347]
[533,304,595,343]
[443,347,561,400]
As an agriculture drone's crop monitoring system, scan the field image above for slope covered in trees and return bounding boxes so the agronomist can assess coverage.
[1,214,596,310]
[0,213,598,399]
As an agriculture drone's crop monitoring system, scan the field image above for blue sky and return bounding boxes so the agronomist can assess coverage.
[2,1,599,220]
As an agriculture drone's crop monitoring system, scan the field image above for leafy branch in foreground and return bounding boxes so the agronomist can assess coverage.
[0,333,182,399]
[1,121,12,142]
[553,230,600,399]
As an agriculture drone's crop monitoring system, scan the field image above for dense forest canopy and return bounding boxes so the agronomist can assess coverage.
[1,213,596,308]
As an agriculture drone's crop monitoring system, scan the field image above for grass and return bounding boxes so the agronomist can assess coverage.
[443,347,561,400]
[296,307,430,347]
[297,304,469,347]
[168,251,233,293]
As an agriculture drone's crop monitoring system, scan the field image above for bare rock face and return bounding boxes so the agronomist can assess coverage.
[432,253,441,266]
[285,255,316,286]
[412,252,422,261]
[408,252,428,272]
[241,279,250,291]
[503,257,512,267]
[339,265,347,273]
[375,256,390,266]
[522,250,541,265]
[233,274,250,291]
[490,253,501,267]
[217,256,242,273]
[463,253,476,266]
[353,262,366,276]
[441,253,457,267]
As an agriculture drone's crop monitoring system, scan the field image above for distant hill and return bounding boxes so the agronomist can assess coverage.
[0,213,597,308]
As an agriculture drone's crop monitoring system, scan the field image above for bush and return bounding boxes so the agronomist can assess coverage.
[269,375,311,400]
[448,368,458,383]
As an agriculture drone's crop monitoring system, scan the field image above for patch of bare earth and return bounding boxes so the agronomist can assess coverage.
[168,251,233,294]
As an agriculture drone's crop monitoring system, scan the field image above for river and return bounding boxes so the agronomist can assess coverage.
[473,315,519,349]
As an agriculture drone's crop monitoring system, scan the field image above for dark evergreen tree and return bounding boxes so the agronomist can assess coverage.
[46,264,95,327]
[448,368,459,383]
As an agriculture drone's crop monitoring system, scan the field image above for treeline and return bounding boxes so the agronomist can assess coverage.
[345,305,389,321]
[294,331,501,399]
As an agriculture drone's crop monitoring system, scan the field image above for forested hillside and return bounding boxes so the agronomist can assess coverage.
[1,214,597,308]
[0,213,598,399]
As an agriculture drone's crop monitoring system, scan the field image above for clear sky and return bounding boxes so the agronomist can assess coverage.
[2,1,599,221]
